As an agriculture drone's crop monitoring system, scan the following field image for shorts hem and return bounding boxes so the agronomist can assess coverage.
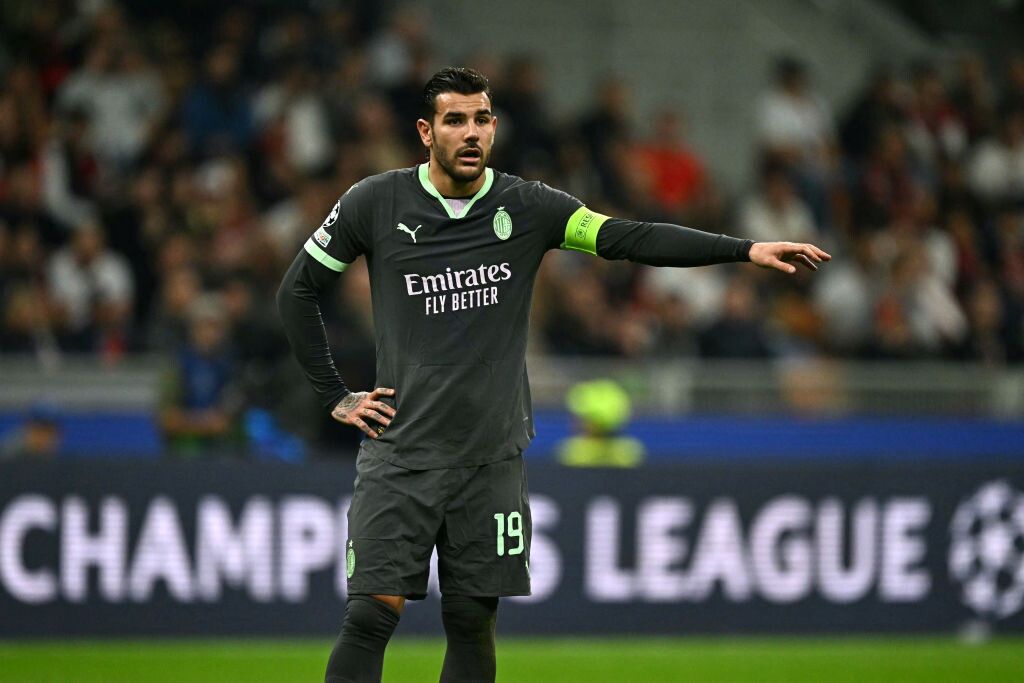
[347,587,428,600]
[440,587,532,598]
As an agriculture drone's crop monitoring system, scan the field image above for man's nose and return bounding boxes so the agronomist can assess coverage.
[465,123,480,141]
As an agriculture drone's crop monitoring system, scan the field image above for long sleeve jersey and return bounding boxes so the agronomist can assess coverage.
[277,164,751,468]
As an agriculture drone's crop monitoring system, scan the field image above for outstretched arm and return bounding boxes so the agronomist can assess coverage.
[561,208,830,272]
[276,252,395,439]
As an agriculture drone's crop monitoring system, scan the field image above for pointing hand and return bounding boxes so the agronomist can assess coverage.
[749,242,832,274]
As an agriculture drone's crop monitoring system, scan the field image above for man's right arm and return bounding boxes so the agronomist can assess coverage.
[277,250,397,439]
[276,251,351,412]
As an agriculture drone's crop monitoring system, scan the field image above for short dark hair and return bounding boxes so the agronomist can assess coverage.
[421,67,492,121]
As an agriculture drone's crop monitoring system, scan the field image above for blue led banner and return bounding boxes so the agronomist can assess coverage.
[1,460,1023,636]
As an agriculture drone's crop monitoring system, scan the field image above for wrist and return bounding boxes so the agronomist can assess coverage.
[739,239,755,262]
[328,388,352,414]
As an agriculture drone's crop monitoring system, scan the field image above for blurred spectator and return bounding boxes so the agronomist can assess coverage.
[41,108,99,231]
[47,222,133,353]
[814,236,876,353]
[57,41,165,172]
[0,91,35,172]
[855,124,922,229]
[1,282,57,356]
[263,178,336,258]
[147,266,201,353]
[366,3,431,88]
[3,62,49,161]
[904,62,967,171]
[740,160,818,243]
[556,137,604,207]
[698,275,773,358]
[159,294,242,458]
[840,66,907,162]
[387,45,438,148]
[1,160,64,246]
[957,278,1019,364]
[643,265,727,356]
[1002,53,1024,110]
[253,60,334,176]
[993,209,1024,301]
[222,270,288,377]
[0,402,62,460]
[756,56,837,227]
[542,259,623,356]
[951,52,998,143]
[966,106,1024,207]
[943,207,988,293]
[496,55,555,175]
[349,94,411,175]
[181,43,253,157]
[0,224,55,358]
[578,76,636,209]
[870,248,967,357]
[637,108,706,217]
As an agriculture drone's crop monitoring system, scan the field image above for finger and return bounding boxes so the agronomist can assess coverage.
[809,244,832,261]
[371,387,396,399]
[361,407,392,427]
[349,417,379,438]
[794,253,818,271]
[769,257,797,274]
[369,400,396,417]
[800,246,822,262]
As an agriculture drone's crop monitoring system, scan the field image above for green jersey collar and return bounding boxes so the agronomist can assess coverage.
[418,163,494,219]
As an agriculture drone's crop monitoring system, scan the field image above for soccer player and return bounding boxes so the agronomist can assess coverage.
[277,67,830,683]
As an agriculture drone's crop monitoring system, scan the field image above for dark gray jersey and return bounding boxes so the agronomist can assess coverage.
[305,164,583,469]
[283,163,751,468]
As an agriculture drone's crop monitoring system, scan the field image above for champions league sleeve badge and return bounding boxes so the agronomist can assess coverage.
[314,227,332,248]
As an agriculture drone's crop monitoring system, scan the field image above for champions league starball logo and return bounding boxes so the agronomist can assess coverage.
[949,480,1024,619]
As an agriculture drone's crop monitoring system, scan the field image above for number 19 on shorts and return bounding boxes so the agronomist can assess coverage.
[494,511,524,556]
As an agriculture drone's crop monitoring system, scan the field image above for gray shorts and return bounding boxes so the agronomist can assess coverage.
[345,449,532,600]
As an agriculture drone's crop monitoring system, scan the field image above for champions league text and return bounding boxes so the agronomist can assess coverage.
[403,262,512,316]
[0,493,930,605]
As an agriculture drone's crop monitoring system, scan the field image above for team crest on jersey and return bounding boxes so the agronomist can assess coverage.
[493,206,512,240]
[314,227,332,248]
[346,540,356,579]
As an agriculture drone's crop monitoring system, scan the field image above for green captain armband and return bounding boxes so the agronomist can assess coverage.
[560,206,610,255]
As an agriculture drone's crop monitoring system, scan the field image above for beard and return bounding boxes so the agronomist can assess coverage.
[432,141,489,186]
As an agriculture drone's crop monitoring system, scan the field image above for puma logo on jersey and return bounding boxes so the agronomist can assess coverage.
[397,222,423,243]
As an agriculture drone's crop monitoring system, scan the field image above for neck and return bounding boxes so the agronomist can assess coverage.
[427,159,485,197]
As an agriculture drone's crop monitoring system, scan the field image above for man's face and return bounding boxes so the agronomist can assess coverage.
[417,92,497,185]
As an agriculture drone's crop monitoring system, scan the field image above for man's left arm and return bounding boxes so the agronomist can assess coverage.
[561,207,830,273]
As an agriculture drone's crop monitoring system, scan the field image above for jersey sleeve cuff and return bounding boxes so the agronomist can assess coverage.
[738,239,754,261]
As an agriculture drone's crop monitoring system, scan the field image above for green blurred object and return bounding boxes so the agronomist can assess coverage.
[1,638,1022,683]
[560,379,646,467]
[557,435,646,468]
[566,379,632,433]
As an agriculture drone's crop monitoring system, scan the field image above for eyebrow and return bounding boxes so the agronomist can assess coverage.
[442,109,493,118]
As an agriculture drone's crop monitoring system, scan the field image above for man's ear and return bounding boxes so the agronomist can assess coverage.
[416,118,432,148]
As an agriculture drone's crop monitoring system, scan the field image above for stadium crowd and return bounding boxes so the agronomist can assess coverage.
[1,2,1023,452]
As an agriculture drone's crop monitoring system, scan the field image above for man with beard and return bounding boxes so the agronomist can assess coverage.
[277,67,830,683]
